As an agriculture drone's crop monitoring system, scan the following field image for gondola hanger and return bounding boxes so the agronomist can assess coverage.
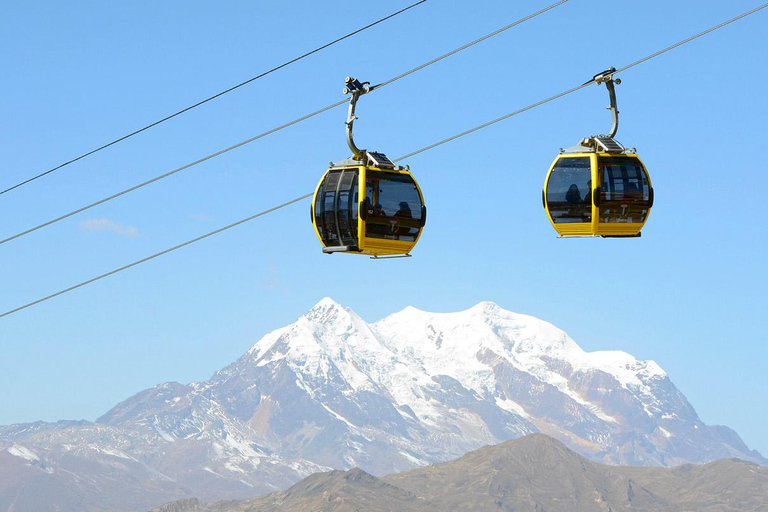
[311,77,427,257]
[543,68,654,238]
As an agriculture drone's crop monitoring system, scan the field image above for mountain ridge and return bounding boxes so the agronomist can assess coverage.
[2,298,764,511]
[150,433,768,512]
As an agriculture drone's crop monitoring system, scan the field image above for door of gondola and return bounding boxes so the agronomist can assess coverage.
[596,156,653,231]
[361,169,425,245]
[313,168,360,252]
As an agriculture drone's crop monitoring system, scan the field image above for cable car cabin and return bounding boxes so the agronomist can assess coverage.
[313,77,426,257]
[543,137,653,237]
[312,154,426,257]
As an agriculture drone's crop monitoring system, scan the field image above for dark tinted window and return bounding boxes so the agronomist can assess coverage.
[364,171,423,241]
[598,157,651,224]
[314,169,359,246]
[546,157,592,224]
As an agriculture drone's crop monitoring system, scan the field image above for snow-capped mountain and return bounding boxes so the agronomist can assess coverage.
[1,299,764,511]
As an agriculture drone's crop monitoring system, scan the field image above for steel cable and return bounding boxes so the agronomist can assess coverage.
[0,0,570,247]
[0,194,313,319]
[0,0,428,196]
[2,2,765,319]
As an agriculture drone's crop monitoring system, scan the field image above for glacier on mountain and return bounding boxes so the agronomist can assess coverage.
[1,298,764,512]
[220,298,762,469]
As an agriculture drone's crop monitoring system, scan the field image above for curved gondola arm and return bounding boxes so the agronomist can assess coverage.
[592,67,621,138]
[314,77,425,257]
[343,76,371,160]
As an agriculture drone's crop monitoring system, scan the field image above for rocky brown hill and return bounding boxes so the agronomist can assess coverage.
[150,434,768,512]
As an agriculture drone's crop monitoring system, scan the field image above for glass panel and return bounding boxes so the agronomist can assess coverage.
[314,169,359,246]
[546,157,592,224]
[336,170,358,245]
[315,172,338,244]
[598,157,651,224]
[364,170,423,241]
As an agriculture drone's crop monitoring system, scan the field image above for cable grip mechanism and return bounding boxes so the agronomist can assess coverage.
[591,67,621,138]
[343,77,371,160]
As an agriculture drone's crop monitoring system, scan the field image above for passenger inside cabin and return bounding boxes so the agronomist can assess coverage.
[394,201,412,218]
[565,184,583,204]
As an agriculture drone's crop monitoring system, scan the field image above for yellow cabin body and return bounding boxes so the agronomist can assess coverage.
[543,151,653,237]
[312,165,426,256]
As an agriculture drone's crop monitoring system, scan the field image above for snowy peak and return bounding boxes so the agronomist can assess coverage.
[91,301,768,472]
[302,296,352,324]
[227,298,761,467]
[466,300,506,318]
[375,301,665,395]
[243,299,667,406]
[239,299,400,398]
[2,299,764,512]
[246,297,367,359]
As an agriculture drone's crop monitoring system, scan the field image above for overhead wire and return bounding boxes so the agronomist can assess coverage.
[396,2,768,161]
[2,2,766,320]
[0,194,313,320]
[0,0,428,197]
[369,0,570,91]
[614,2,768,75]
[393,82,591,162]
[0,0,570,247]
[0,99,349,246]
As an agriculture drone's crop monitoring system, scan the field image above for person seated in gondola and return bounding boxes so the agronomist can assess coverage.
[624,182,641,200]
[565,184,583,204]
[564,183,590,219]
[368,203,389,236]
[623,183,644,222]
[583,180,592,205]
[394,201,412,218]
[393,201,413,238]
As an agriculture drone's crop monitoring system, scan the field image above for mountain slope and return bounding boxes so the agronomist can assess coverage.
[2,299,764,511]
[150,434,768,512]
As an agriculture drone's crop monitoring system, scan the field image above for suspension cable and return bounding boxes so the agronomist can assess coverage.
[2,2,765,320]
[370,0,570,91]
[0,100,348,246]
[0,0,569,247]
[0,0,428,197]
[397,2,768,161]
[0,194,312,320]
[0,0,568,245]
[615,2,768,75]
[393,82,591,162]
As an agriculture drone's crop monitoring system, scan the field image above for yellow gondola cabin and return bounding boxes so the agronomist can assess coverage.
[312,77,426,257]
[543,142,653,237]
[543,68,653,237]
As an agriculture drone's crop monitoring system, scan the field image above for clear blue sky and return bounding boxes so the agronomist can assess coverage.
[2,0,767,458]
